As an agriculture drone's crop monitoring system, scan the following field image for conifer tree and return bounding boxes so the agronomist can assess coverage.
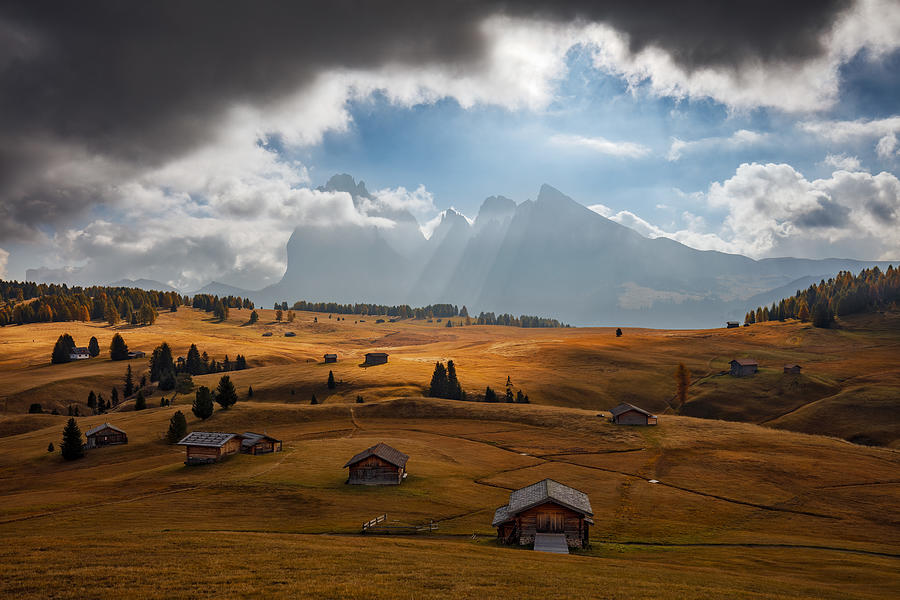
[674,363,690,411]
[134,390,146,411]
[356,395,364,403]
[111,386,119,407]
[60,417,84,461]
[192,386,214,419]
[185,343,204,375]
[310,394,318,405]
[123,364,135,397]
[483,386,498,403]
[51,333,76,364]
[29,403,43,414]
[428,362,448,398]
[247,385,253,398]
[88,336,100,357]
[48,443,54,453]
[166,411,188,444]
[150,342,175,386]
[215,375,238,409]
[446,360,462,400]
[327,370,336,389]
[616,328,623,337]
[109,333,129,360]
[248,310,259,324]
[87,390,97,411]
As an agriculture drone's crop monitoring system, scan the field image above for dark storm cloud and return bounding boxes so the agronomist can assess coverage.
[0,0,852,239]
[795,195,852,228]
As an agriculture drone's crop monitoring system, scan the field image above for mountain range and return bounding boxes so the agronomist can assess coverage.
[25,174,897,327]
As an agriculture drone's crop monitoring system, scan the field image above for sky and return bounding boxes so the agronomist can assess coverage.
[0,0,899,291]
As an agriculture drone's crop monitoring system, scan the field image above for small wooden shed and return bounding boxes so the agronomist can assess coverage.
[240,432,282,455]
[344,442,408,485]
[726,321,741,328]
[784,364,802,374]
[127,350,145,359]
[609,403,657,425]
[364,352,388,366]
[177,432,244,465]
[85,423,128,448]
[69,347,90,360]
[324,353,337,364]
[730,359,759,377]
[493,479,593,548]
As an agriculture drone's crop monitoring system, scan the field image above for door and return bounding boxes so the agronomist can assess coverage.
[536,513,565,533]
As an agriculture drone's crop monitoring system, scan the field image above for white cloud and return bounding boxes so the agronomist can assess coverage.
[876,132,898,159]
[550,133,651,158]
[824,153,863,171]
[0,247,8,279]
[801,115,900,159]
[667,130,768,161]
[367,185,436,218]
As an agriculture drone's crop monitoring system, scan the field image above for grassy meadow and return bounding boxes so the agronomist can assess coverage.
[0,307,898,598]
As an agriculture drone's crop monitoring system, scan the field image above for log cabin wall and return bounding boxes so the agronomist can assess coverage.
[514,502,588,548]
[347,455,403,484]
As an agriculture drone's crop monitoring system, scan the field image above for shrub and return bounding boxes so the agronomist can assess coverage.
[28,403,43,414]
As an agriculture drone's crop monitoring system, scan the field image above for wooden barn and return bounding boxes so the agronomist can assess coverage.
[127,350,145,359]
[240,432,282,455]
[609,403,657,425]
[730,358,759,377]
[177,432,244,465]
[784,364,803,374]
[84,423,128,448]
[344,442,408,485]
[364,352,388,366]
[493,479,593,548]
[726,321,741,328]
[69,346,90,360]
[324,353,337,363]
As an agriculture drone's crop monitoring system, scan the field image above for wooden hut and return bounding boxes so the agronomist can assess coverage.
[364,352,388,366]
[729,358,758,377]
[69,346,90,360]
[726,321,741,328]
[177,432,244,465]
[324,353,338,364]
[784,364,802,374]
[344,442,408,485]
[84,423,128,448]
[240,432,282,455]
[493,479,593,548]
[609,403,657,425]
[127,350,145,359]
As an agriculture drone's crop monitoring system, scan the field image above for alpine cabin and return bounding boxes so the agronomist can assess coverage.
[178,432,244,465]
[784,364,802,374]
[730,359,759,377]
[493,479,593,548]
[364,352,388,366]
[609,403,657,425]
[84,423,128,448]
[324,353,337,364]
[344,442,408,485]
[726,321,741,328]
[240,432,282,455]
[69,347,90,360]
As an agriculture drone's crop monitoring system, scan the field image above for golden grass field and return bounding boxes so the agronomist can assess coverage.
[0,308,898,598]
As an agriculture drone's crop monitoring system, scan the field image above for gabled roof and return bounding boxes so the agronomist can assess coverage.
[177,432,241,447]
[784,364,802,369]
[610,403,655,418]
[240,431,281,447]
[343,442,408,468]
[365,352,388,357]
[71,347,89,353]
[492,479,593,526]
[730,358,758,366]
[85,422,126,437]
[324,353,337,358]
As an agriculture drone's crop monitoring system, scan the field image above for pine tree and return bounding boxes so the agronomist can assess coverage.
[446,360,462,400]
[275,309,283,322]
[674,363,690,411]
[104,303,118,326]
[134,390,146,411]
[111,386,119,407]
[616,328,623,337]
[51,333,76,364]
[327,370,336,389]
[505,387,514,403]
[60,418,84,460]
[150,342,175,387]
[185,343,204,375]
[192,386,214,419]
[124,364,135,397]
[515,390,526,403]
[87,390,97,411]
[166,411,187,444]
[247,385,253,398]
[356,395,364,403]
[215,375,238,410]
[483,386,498,403]
[109,333,129,360]
[428,362,448,398]
[88,336,100,357]
[47,443,54,453]
[248,310,259,324]
[311,394,318,405]
[29,403,43,414]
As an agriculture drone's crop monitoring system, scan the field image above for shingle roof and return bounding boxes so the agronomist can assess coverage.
[240,432,281,447]
[492,504,514,527]
[497,479,593,523]
[71,347,89,353]
[324,353,337,358]
[731,358,758,366]
[177,432,241,447]
[343,442,409,468]
[610,403,655,418]
[85,423,126,437]
[365,352,388,357]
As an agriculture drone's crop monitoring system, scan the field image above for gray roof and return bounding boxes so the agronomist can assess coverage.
[731,358,758,366]
[610,403,655,418]
[241,431,281,447]
[365,352,388,357]
[85,422,126,437]
[492,479,593,526]
[324,353,337,358]
[343,442,408,468]
[177,432,241,447]
[71,347,89,353]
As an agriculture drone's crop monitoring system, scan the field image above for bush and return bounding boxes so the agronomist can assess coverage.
[356,395,364,403]
[175,373,194,394]
[28,403,43,414]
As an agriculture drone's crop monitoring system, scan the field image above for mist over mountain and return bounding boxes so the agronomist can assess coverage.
[247,175,896,327]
